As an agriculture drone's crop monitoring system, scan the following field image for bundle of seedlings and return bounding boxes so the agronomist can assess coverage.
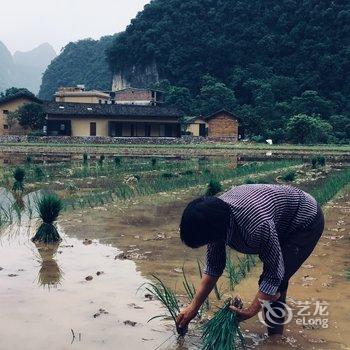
[83,153,89,165]
[12,167,25,192]
[202,297,245,350]
[31,193,63,244]
[98,154,105,166]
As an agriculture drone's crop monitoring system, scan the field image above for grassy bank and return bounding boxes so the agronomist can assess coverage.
[0,142,349,155]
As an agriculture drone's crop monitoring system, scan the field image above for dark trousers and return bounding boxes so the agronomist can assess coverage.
[263,204,325,335]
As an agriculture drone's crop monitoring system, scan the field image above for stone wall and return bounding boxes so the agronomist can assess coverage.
[0,135,237,145]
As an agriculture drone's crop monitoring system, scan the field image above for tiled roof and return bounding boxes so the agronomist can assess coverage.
[0,92,42,105]
[44,102,182,119]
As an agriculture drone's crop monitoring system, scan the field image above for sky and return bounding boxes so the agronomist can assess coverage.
[1,0,150,54]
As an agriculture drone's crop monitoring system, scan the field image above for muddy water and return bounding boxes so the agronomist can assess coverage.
[0,189,349,350]
[0,222,176,350]
[62,191,350,350]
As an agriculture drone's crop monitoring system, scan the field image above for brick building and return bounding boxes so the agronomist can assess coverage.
[112,88,164,106]
[186,109,241,140]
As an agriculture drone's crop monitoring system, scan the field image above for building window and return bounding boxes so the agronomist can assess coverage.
[60,124,66,131]
[151,91,155,98]
[98,100,102,104]
[3,124,8,129]
[3,110,9,114]
[90,122,97,136]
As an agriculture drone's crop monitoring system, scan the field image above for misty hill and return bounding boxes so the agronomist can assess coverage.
[0,41,14,92]
[13,43,56,71]
[0,41,56,94]
[106,0,350,139]
[39,36,116,100]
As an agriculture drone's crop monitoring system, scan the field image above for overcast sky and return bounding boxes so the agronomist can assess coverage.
[1,0,150,54]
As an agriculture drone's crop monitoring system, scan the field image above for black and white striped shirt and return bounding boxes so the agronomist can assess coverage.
[204,184,318,295]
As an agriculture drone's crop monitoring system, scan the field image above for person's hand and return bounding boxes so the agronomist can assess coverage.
[176,304,198,335]
[230,292,281,322]
[229,306,257,321]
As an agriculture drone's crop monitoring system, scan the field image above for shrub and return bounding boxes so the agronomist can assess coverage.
[114,156,122,166]
[281,170,296,182]
[311,155,326,168]
[206,180,223,196]
[12,167,25,192]
[162,172,178,178]
[32,193,63,244]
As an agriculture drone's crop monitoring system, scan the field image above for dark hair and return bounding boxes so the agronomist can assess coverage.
[180,196,231,248]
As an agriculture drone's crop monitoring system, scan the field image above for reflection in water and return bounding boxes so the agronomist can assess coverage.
[34,242,63,288]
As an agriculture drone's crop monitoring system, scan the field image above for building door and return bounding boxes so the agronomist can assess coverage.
[199,123,206,137]
[90,122,96,136]
[165,124,173,137]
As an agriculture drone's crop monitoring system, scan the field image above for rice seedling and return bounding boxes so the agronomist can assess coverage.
[98,154,105,166]
[83,153,89,165]
[309,167,350,206]
[182,266,196,302]
[143,275,184,333]
[31,193,63,244]
[202,297,245,350]
[34,166,45,181]
[206,180,223,196]
[12,167,25,192]
[25,155,33,166]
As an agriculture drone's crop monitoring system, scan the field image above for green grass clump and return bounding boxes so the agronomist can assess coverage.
[206,180,223,196]
[281,170,296,182]
[202,298,245,350]
[311,155,326,168]
[12,167,25,192]
[31,193,63,244]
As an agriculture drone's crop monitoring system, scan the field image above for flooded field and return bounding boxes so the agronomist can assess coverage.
[0,154,349,350]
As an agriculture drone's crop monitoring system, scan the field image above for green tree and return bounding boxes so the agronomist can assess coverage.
[17,103,45,130]
[197,75,236,115]
[0,87,34,98]
[329,115,350,140]
[286,114,333,144]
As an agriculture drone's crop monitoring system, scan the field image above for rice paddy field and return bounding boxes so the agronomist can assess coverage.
[0,150,349,350]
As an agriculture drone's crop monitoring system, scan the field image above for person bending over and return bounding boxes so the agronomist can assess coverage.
[176,184,324,335]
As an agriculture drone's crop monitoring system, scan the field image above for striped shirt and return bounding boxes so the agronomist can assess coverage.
[204,184,318,295]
